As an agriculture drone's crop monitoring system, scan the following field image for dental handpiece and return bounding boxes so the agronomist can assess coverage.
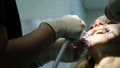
[52,31,86,68]
[52,39,71,68]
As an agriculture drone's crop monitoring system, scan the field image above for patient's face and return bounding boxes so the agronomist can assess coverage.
[86,15,120,50]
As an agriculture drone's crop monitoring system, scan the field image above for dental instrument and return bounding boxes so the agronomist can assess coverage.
[52,39,71,68]
[52,31,86,68]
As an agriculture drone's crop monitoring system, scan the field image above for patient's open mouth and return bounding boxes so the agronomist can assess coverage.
[85,28,112,38]
[89,28,112,37]
[81,29,113,47]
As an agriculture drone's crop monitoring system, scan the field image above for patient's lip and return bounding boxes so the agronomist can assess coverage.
[87,30,96,36]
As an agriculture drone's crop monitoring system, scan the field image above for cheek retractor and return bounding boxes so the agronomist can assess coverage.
[105,28,113,35]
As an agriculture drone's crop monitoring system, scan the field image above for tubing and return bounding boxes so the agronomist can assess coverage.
[52,39,70,68]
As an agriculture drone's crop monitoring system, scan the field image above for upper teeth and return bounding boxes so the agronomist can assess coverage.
[94,30,106,34]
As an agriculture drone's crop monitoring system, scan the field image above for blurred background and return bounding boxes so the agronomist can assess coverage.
[15,0,108,68]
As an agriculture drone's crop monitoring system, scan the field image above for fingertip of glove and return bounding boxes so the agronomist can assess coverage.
[81,20,86,30]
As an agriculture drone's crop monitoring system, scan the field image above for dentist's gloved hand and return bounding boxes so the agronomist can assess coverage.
[41,15,86,40]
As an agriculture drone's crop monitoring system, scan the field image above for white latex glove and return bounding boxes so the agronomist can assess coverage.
[42,15,86,40]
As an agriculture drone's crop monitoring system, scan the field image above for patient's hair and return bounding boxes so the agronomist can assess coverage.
[72,49,94,68]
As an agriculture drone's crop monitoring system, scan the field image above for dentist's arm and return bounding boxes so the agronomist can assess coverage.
[0,15,86,68]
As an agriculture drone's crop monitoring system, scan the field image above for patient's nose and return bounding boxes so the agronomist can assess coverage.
[94,19,104,27]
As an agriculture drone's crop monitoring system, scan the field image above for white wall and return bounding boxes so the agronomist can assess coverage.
[16,0,86,21]
[70,0,86,21]
[16,0,70,20]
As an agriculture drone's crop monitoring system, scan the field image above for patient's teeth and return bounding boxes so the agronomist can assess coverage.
[94,30,106,34]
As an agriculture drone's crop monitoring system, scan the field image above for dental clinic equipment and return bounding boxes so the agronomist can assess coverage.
[106,29,113,34]
[52,39,71,68]
[52,38,85,68]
